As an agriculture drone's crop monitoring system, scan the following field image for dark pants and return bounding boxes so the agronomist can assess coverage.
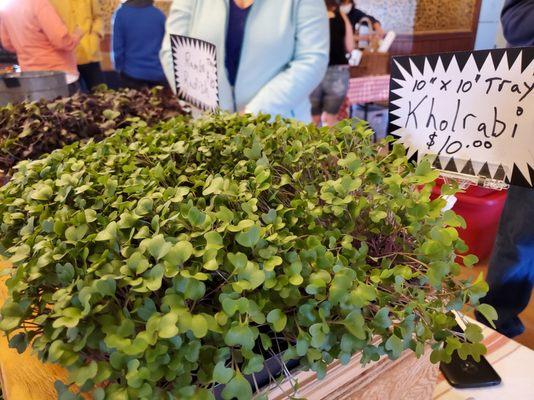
[78,62,104,91]
[120,73,168,91]
[478,185,534,337]
[67,81,81,96]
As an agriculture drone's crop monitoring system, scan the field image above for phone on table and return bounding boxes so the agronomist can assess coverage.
[439,324,502,389]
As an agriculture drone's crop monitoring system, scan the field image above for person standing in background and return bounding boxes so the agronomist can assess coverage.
[0,15,17,71]
[476,0,534,338]
[50,0,105,91]
[159,0,329,122]
[339,0,384,37]
[501,0,534,46]
[310,0,354,126]
[0,0,83,94]
[112,0,168,90]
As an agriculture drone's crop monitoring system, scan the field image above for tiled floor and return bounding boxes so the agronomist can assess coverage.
[459,264,534,350]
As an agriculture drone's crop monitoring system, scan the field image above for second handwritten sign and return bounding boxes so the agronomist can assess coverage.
[170,35,219,112]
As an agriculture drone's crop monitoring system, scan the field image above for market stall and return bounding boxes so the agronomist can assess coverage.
[0,3,532,394]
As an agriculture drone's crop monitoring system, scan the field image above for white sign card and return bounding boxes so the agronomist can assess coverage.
[170,35,219,112]
[389,47,534,187]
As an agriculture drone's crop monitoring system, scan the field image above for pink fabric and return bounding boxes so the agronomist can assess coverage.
[346,75,390,104]
[337,75,391,120]
[0,0,78,75]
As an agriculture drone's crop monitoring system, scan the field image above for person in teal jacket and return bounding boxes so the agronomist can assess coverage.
[160,0,329,122]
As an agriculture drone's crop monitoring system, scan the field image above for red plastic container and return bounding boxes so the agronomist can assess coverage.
[432,182,507,262]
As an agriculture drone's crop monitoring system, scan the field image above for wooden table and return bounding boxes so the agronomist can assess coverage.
[267,344,438,400]
[433,318,534,400]
[0,271,71,400]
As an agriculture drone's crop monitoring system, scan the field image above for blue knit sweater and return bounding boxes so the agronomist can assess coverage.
[501,0,534,46]
[112,4,167,83]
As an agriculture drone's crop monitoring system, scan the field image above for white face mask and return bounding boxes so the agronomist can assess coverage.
[340,4,353,14]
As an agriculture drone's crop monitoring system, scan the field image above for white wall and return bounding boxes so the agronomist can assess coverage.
[475,0,506,49]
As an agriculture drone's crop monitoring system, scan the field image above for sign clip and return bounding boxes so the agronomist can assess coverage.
[439,170,509,191]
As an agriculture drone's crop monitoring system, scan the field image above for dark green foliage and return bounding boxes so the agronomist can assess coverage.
[0,86,185,177]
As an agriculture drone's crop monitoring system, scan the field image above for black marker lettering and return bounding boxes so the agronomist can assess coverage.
[405,95,428,129]
[463,113,476,129]
[438,135,451,155]
[498,79,512,92]
[485,77,501,94]
[478,122,489,138]
[511,84,521,95]
[446,141,463,155]
[492,107,506,138]
[520,82,534,102]
[457,79,463,94]
[456,79,473,93]
[512,123,518,138]
[413,80,427,91]
[452,99,461,132]
[426,97,437,130]
[440,80,452,91]
[427,132,438,149]
[461,81,473,93]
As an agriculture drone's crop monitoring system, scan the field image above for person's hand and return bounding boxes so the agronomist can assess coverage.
[373,24,386,38]
[72,27,85,44]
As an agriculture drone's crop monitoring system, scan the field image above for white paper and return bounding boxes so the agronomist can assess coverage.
[170,35,219,112]
[390,48,534,186]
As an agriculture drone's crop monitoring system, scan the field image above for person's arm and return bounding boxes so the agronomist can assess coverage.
[0,20,16,53]
[159,0,196,92]
[245,0,329,115]
[372,22,385,37]
[501,0,534,46]
[91,0,105,39]
[351,8,380,25]
[35,0,81,51]
[352,8,384,37]
[111,9,125,72]
[341,11,355,53]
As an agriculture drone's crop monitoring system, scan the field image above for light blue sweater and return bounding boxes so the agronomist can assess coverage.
[160,0,329,122]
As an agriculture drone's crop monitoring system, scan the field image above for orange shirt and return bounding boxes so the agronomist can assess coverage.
[0,0,79,76]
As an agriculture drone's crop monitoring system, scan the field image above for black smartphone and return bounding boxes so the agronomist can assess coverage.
[439,324,502,389]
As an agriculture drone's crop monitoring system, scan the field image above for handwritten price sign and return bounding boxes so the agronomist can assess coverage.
[170,35,219,112]
[389,48,534,187]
